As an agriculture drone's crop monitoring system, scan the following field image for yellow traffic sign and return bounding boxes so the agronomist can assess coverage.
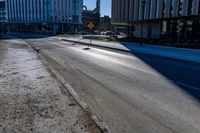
[88,22,94,30]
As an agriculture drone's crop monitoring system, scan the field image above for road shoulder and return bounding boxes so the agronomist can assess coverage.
[0,38,101,133]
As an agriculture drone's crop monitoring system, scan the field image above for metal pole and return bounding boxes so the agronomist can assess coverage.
[88,30,92,48]
[90,30,92,45]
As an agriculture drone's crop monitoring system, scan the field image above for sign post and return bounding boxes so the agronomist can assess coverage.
[87,22,95,48]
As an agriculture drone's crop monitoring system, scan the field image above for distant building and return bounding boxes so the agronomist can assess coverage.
[5,0,83,34]
[99,15,112,31]
[82,10,100,30]
[82,0,100,31]
[112,0,200,44]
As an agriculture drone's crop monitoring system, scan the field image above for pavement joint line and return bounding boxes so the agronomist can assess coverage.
[173,81,200,91]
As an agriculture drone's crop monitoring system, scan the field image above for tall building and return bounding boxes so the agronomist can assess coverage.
[5,0,83,34]
[82,0,100,31]
[112,0,200,44]
[94,0,100,13]
[99,15,112,31]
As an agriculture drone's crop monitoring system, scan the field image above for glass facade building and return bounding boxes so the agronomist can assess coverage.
[5,0,82,24]
[4,0,83,34]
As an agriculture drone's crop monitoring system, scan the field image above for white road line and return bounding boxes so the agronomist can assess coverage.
[174,81,200,91]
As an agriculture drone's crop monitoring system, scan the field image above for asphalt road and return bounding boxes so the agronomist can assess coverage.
[12,35,200,133]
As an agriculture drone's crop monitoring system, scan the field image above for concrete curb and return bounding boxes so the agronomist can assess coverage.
[62,38,133,53]
[62,38,200,64]
[37,52,111,133]
[2,34,111,133]
[25,40,111,133]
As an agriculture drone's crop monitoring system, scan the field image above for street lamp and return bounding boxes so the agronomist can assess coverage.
[140,0,146,46]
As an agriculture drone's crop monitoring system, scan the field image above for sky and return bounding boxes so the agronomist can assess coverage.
[83,0,111,17]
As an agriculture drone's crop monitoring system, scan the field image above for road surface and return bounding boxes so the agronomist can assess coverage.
[0,36,101,133]
[15,34,200,133]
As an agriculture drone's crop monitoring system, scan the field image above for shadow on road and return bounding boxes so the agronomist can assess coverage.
[118,41,200,101]
[83,47,91,50]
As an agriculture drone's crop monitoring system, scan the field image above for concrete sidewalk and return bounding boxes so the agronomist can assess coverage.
[61,37,200,63]
[0,38,101,133]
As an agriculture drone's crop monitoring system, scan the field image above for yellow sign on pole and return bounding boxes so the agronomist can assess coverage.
[88,22,94,30]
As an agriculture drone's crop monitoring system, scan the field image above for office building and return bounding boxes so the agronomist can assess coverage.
[82,0,100,31]
[5,0,83,34]
[112,0,200,44]
[99,15,112,31]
